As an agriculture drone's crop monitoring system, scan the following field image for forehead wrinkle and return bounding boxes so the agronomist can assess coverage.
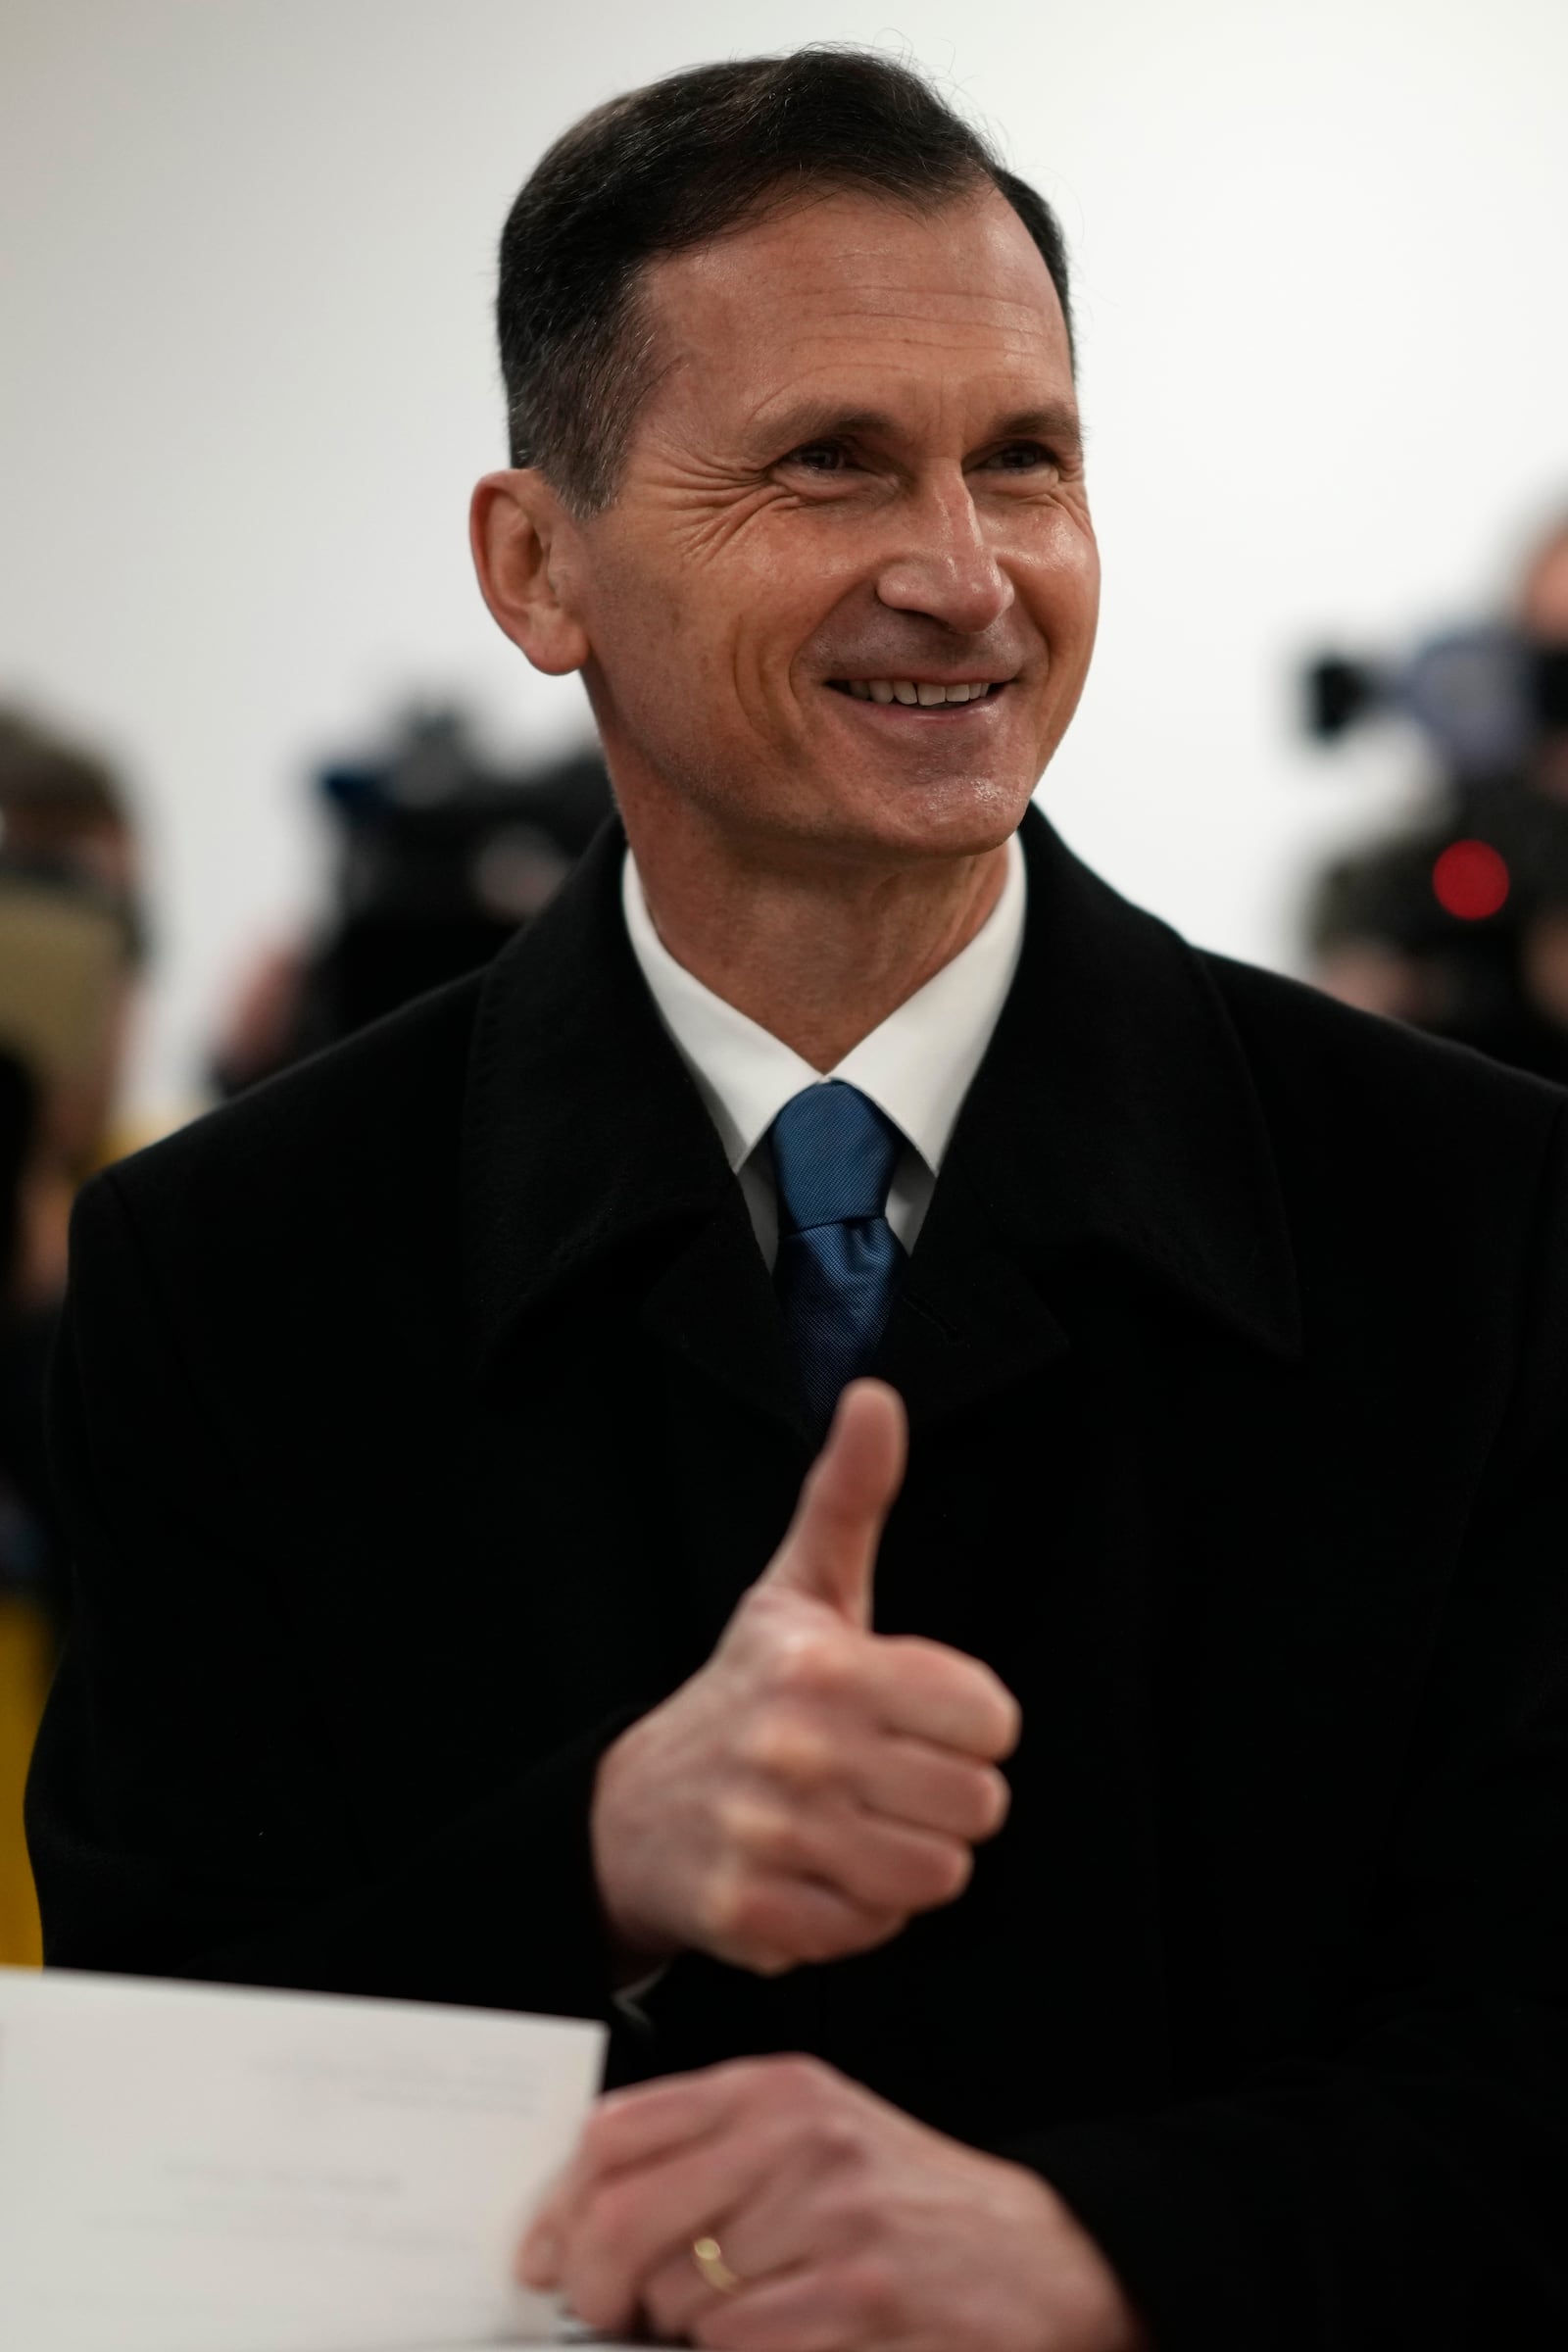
[661,220,1064,342]
[702,280,1061,352]
[773,329,1064,384]
[782,313,1061,362]
[704,312,1067,397]
[655,337,1066,456]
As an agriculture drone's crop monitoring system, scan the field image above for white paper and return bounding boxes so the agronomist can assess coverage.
[0,1967,608,2352]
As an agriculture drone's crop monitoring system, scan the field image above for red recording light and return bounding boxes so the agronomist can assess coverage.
[1431,838,1509,922]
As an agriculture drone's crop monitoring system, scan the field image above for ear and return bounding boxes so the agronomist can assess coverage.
[469,468,590,676]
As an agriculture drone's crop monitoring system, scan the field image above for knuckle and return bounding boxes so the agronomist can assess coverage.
[724,2055,782,2098]
[745,1709,835,1788]
[715,1792,812,1880]
[808,2109,866,2170]
[738,1582,793,1639]
[753,1811,810,1874]
[839,2253,902,2329]
[771,2051,836,2107]
[776,1624,853,1698]
[715,1788,768,1851]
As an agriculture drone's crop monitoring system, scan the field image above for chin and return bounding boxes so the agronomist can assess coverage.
[819,772,1036,863]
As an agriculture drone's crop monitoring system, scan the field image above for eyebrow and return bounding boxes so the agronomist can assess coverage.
[753,398,1085,462]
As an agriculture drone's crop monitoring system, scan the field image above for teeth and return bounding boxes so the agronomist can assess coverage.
[840,678,997,706]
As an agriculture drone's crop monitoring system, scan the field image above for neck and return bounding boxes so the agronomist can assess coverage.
[624,811,1011,1071]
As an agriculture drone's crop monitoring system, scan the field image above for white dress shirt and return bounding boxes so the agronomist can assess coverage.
[620,832,1027,1261]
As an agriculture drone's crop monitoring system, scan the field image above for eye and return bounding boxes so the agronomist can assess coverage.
[781,440,853,474]
[981,440,1059,473]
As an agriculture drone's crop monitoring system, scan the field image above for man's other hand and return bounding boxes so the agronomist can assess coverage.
[519,2056,1150,2351]
[591,1380,1020,1976]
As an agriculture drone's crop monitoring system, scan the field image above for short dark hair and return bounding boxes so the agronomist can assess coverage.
[497,48,1073,514]
[0,708,127,835]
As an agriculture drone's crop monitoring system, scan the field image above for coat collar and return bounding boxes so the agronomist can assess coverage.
[461,808,1301,1409]
[937,807,1303,1362]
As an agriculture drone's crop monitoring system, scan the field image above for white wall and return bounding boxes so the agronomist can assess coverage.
[4,0,1568,1115]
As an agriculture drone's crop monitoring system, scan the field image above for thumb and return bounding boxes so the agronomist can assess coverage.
[763,1380,907,1629]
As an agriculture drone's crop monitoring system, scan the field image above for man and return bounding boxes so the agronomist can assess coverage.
[28,49,1568,2352]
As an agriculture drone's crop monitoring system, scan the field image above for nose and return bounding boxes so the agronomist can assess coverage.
[873,471,1014,637]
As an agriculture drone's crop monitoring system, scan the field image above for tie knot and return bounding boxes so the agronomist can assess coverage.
[769,1083,904,1235]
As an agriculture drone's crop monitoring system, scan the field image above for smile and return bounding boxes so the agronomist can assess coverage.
[828,678,1007,707]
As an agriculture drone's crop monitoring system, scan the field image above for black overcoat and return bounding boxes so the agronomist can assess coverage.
[27,810,1568,2348]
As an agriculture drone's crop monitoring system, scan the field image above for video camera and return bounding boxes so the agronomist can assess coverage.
[289,707,612,1059]
[1305,628,1568,776]
[1300,623,1568,1080]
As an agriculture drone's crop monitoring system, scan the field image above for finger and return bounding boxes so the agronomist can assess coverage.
[853,1736,1012,1842]
[760,1380,906,1627]
[640,2122,858,2344]
[643,2244,734,2346]
[520,2070,750,2280]
[692,2255,893,2352]
[725,1792,975,1919]
[863,1634,1022,1758]
[704,1862,906,1973]
[549,2087,822,2336]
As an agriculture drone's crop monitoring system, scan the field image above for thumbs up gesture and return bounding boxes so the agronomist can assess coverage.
[591,1382,1021,1979]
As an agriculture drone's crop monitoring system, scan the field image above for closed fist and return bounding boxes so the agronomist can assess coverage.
[591,1380,1020,1976]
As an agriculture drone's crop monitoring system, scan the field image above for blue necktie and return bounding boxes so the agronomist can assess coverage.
[769,1081,907,1427]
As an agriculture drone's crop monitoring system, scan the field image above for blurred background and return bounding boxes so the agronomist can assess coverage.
[3,0,1568,1953]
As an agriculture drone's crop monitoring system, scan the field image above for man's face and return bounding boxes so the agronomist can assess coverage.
[558,183,1099,866]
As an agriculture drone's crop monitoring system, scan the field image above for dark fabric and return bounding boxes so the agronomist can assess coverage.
[769,1079,906,1427]
[25,808,1568,2350]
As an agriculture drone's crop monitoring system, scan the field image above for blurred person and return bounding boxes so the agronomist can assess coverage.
[0,707,145,1252]
[1307,510,1568,1074]
[26,50,1568,2352]
[0,707,144,1964]
[0,1047,51,1965]
[211,710,612,1095]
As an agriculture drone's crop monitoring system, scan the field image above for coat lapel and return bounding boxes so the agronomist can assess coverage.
[875,807,1302,1438]
[461,815,806,1438]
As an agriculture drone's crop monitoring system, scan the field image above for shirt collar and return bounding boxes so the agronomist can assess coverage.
[620,832,1027,1177]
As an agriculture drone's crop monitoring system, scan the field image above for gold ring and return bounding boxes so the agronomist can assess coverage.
[691,2233,742,2294]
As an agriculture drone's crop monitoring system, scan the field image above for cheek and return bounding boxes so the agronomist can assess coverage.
[584,550,801,773]
[1015,525,1100,687]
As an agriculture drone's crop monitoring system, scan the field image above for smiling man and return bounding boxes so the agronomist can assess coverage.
[27,48,1568,2352]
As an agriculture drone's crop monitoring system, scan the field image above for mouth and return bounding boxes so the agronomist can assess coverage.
[825,676,1012,710]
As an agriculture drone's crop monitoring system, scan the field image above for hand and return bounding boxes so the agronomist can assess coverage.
[520,2055,1151,2352]
[591,1380,1021,1975]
